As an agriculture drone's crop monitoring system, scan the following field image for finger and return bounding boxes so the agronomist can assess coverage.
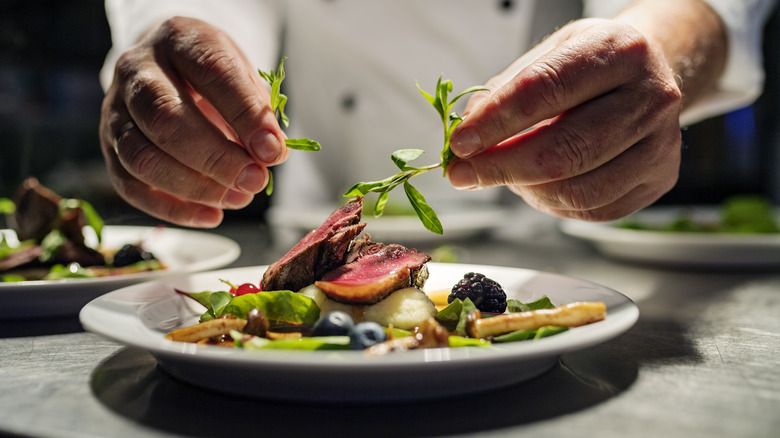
[509,131,681,221]
[451,22,654,158]
[99,126,226,228]
[113,49,267,196]
[114,121,259,211]
[449,80,680,189]
[157,18,286,165]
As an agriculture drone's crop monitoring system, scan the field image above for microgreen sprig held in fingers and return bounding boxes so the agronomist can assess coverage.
[258,57,322,194]
[343,75,488,235]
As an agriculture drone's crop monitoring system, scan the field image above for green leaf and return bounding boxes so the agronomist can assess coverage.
[373,190,390,217]
[233,331,350,351]
[434,297,477,335]
[449,85,489,108]
[403,181,443,234]
[415,80,436,106]
[507,296,555,313]
[391,149,425,171]
[493,329,537,343]
[223,290,320,327]
[0,198,15,215]
[43,263,94,280]
[285,138,322,151]
[448,336,492,348]
[39,229,66,262]
[265,170,274,196]
[534,325,568,339]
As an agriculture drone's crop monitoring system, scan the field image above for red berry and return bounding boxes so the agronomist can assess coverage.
[233,283,260,296]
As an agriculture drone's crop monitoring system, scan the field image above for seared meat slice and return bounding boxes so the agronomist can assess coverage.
[9,178,61,242]
[261,197,366,292]
[315,242,431,304]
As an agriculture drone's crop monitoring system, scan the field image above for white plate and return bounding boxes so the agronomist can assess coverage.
[559,206,780,268]
[1,226,240,318]
[80,263,638,402]
[267,203,510,242]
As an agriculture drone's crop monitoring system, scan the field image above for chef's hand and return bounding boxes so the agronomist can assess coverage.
[99,16,288,227]
[447,1,726,221]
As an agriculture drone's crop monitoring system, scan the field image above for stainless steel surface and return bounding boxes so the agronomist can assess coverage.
[1,207,779,438]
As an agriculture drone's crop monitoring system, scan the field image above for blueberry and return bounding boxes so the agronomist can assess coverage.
[348,321,387,350]
[310,311,354,337]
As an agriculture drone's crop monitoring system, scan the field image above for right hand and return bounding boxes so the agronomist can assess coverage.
[99,16,288,227]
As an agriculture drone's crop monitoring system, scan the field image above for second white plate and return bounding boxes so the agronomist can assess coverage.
[559,206,780,268]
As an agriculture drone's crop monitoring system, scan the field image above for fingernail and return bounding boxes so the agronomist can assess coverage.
[235,164,264,193]
[250,130,283,164]
[450,127,481,158]
[448,161,478,190]
[223,189,253,209]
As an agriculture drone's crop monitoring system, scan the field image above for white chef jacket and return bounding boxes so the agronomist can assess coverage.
[101,0,776,209]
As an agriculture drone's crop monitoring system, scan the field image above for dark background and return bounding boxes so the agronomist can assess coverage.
[1,0,778,226]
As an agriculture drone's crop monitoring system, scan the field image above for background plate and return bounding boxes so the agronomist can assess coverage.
[80,263,638,402]
[1,226,240,318]
[559,206,780,268]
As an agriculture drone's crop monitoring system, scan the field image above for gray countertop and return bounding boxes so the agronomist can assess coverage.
[1,207,779,438]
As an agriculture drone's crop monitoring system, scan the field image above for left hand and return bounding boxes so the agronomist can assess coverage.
[447,18,683,221]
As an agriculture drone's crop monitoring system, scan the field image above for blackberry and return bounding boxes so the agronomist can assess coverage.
[112,244,156,267]
[448,272,507,313]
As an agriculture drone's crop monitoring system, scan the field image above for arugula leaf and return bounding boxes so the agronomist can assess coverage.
[344,75,488,233]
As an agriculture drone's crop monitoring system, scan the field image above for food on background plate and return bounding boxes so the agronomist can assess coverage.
[618,195,779,234]
[0,178,164,282]
[167,197,606,355]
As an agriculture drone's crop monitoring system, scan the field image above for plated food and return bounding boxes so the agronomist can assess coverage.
[1,178,163,282]
[559,196,780,268]
[165,197,606,355]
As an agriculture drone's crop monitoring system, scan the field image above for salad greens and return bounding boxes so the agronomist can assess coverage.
[178,285,566,351]
[178,288,320,327]
[618,195,779,234]
[258,57,322,195]
[343,76,489,234]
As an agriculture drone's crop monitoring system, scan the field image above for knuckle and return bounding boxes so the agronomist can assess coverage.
[198,145,237,181]
[122,142,164,182]
[144,94,186,147]
[190,46,241,88]
[529,58,572,111]
[555,178,595,211]
[547,124,597,175]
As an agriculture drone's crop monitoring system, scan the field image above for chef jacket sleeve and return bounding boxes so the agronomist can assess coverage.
[584,0,777,126]
[100,0,283,91]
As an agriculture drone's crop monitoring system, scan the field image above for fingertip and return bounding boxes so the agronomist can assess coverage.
[449,126,483,158]
[249,130,284,164]
[235,163,266,193]
[193,207,223,228]
[447,160,479,190]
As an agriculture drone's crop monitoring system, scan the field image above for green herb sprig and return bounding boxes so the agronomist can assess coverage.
[258,57,322,195]
[343,75,488,234]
